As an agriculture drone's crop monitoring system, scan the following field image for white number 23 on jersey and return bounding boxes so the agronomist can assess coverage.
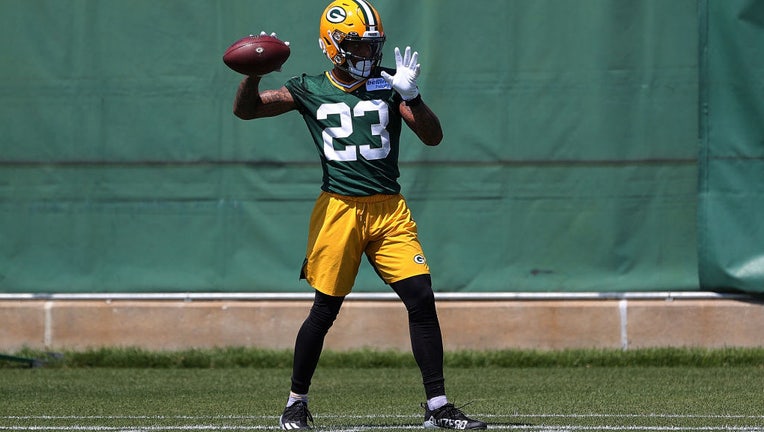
[316,100,391,161]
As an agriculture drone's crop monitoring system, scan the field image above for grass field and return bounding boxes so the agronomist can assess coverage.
[2,349,764,431]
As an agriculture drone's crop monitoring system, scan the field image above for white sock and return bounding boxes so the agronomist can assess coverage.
[427,395,448,410]
[286,392,308,407]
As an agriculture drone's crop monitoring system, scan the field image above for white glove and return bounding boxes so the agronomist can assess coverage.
[380,46,420,101]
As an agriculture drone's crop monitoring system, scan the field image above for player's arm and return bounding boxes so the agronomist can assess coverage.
[233,76,296,120]
[400,98,443,146]
[381,46,442,146]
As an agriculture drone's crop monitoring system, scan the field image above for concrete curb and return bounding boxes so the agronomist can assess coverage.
[2,293,763,351]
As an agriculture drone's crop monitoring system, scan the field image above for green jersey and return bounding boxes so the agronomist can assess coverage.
[285,70,404,196]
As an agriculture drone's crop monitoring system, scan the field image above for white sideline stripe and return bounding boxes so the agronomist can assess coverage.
[0,426,259,431]
[3,414,763,432]
[2,426,764,431]
[4,414,764,419]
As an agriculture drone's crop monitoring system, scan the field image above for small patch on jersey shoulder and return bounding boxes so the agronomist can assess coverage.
[366,77,392,91]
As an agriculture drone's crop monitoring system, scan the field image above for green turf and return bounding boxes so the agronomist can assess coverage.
[2,363,764,430]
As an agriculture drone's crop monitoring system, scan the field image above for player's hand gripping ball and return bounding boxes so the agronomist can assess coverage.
[223,32,290,76]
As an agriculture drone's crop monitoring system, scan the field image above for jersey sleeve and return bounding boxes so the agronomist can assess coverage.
[284,74,309,115]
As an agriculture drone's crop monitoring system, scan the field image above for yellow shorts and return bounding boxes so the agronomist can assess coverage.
[301,191,430,297]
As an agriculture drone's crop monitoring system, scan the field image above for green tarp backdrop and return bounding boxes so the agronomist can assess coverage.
[0,0,761,294]
[698,0,764,293]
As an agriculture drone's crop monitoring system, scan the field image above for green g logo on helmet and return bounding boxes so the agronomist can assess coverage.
[326,6,347,24]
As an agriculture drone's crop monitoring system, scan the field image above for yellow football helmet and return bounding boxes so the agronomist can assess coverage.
[318,0,386,79]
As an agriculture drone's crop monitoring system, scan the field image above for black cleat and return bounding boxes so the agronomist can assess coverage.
[279,401,314,430]
[422,403,487,430]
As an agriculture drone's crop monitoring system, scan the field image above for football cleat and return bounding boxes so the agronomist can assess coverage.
[279,401,314,430]
[422,402,487,430]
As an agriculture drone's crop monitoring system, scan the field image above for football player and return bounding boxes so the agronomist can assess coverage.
[233,0,487,430]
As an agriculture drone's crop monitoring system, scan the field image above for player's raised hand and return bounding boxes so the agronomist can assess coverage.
[380,46,420,101]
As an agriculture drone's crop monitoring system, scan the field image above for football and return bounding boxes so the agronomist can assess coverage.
[223,34,290,76]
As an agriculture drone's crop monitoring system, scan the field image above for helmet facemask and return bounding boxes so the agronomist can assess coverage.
[321,29,386,79]
[339,36,385,79]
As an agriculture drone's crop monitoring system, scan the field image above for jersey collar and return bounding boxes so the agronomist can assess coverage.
[326,70,367,93]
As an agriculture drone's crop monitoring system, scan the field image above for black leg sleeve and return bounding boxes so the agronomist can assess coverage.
[390,274,446,399]
[290,290,345,394]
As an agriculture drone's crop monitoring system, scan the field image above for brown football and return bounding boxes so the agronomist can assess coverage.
[223,34,290,76]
